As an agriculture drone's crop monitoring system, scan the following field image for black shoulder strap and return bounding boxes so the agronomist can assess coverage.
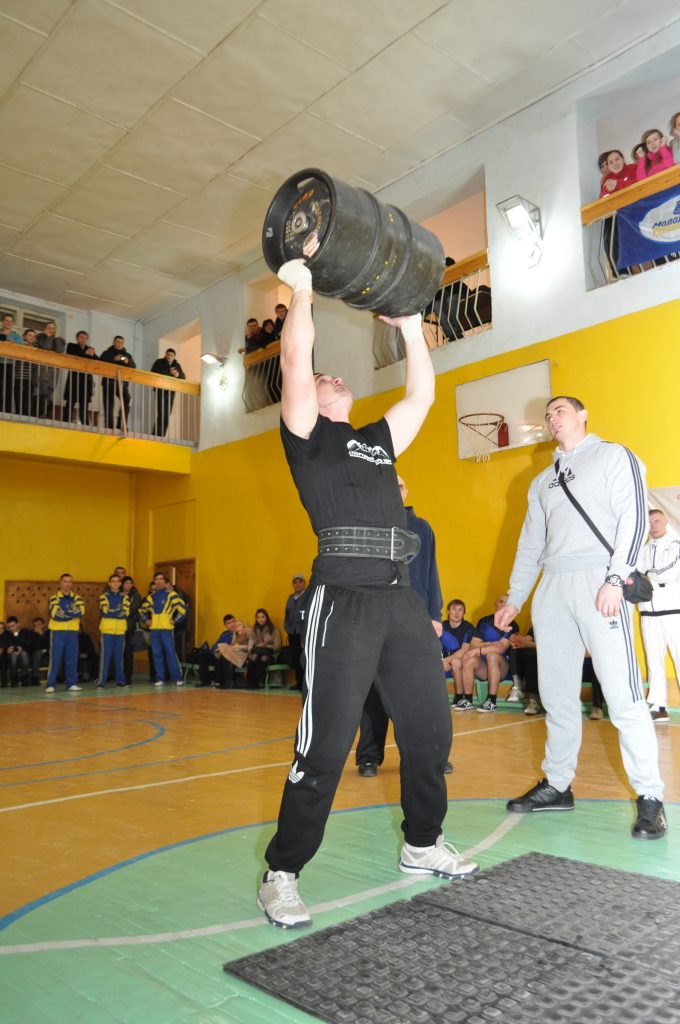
[556,461,614,557]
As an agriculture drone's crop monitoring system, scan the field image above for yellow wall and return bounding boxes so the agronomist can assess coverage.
[6,299,680,696]
[132,299,680,672]
[0,456,134,616]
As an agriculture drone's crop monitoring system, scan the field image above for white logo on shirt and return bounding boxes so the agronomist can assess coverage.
[346,440,392,466]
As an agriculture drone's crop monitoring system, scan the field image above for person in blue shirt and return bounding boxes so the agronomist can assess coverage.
[198,614,239,689]
[139,573,186,686]
[461,594,519,713]
[441,600,476,711]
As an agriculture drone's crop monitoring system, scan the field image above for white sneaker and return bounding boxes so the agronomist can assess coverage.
[45,686,55,694]
[524,696,542,716]
[399,835,479,879]
[506,684,524,702]
[175,680,184,687]
[257,871,312,929]
[154,681,164,687]
[66,685,82,692]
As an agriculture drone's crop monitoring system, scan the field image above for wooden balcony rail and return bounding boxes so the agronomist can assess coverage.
[0,343,200,445]
[581,164,680,225]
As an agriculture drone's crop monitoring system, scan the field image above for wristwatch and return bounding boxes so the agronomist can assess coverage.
[604,574,625,587]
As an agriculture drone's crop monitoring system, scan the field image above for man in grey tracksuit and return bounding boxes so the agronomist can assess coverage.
[496,395,666,839]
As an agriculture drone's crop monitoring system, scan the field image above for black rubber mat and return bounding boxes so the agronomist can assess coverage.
[225,853,680,1024]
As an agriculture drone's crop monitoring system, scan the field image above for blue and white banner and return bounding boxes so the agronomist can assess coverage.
[616,184,680,269]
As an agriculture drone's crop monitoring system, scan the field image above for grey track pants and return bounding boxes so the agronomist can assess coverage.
[532,569,663,799]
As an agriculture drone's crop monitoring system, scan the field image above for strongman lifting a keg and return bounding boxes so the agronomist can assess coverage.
[257,248,478,930]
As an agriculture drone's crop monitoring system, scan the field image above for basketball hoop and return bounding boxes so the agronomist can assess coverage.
[459,412,507,462]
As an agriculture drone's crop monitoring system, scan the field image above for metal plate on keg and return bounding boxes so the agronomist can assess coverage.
[282,175,332,259]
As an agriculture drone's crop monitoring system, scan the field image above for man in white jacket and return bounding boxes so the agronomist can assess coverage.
[495,395,666,840]
[638,509,680,723]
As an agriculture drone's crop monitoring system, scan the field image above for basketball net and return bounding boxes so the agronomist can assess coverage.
[459,412,507,462]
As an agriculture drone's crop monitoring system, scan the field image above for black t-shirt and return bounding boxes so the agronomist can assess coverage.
[281,414,408,589]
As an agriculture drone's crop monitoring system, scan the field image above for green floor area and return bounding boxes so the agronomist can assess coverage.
[1,800,678,1024]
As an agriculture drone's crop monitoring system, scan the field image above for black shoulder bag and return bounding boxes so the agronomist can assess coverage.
[556,466,653,604]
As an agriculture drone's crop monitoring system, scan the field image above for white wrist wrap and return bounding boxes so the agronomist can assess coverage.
[400,314,423,343]
[277,259,312,294]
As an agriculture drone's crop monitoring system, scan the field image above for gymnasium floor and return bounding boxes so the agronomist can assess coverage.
[1,683,678,1024]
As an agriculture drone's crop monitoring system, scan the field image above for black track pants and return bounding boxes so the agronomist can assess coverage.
[265,583,452,874]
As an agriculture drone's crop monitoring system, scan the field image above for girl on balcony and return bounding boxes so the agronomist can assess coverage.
[635,128,673,180]
[669,112,680,164]
[599,150,636,196]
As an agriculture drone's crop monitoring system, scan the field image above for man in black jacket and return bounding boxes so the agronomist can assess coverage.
[63,331,98,424]
[3,616,33,687]
[99,335,136,429]
[150,348,185,436]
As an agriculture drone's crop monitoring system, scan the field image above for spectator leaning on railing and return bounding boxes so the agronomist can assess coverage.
[64,331,98,425]
[100,335,136,430]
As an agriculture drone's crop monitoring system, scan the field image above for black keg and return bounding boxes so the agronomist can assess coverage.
[261,168,444,317]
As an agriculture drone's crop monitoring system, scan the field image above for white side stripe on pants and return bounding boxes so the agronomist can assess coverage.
[297,585,325,757]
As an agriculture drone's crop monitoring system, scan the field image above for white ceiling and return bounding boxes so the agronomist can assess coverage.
[1,0,679,322]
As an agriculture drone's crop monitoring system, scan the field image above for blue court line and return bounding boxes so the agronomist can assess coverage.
[0,719,166,772]
[0,801,401,934]
[0,733,296,789]
[3,797,674,936]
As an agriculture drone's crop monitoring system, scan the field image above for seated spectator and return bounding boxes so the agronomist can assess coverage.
[216,620,251,683]
[246,608,281,690]
[600,150,636,196]
[198,614,243,689]
[508,628,543,715]
[78,624,99,683]
[29,617,50,686]
[441,599,475,711]
[3,615,32,687]
[150,348,185,437]
[274,303,288,338]
[12,329,39,416]
[635,128,673,180]
[670,112,680,165]
[461,595,519,713]
[63,331,98,425]
[99,335,136,430]
[36,320,65,418]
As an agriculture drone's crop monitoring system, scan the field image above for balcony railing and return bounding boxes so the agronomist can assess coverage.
[373,249,492,369]
[581,164,680,289]
[0,343,200,445]
[242,342,282,413]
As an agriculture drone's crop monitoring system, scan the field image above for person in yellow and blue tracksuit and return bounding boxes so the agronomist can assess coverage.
[98,575,131,688]
[47,573,85,693]
[139,573,187,686]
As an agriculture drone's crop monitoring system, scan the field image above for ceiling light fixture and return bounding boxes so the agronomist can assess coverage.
[201,352,226,367]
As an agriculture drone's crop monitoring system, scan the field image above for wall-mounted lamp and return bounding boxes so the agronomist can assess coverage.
[496,195,543,267]
[201,352,226,367]
[201,352,229,391]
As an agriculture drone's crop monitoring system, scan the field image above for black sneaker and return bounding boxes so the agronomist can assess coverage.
[358,763,378,777]
[632,796,667,840]
[507,778,574,813]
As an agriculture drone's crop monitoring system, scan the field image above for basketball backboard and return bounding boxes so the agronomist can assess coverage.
[456,360,552,460]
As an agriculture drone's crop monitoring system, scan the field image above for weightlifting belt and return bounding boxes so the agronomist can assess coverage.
[317,526,421,564]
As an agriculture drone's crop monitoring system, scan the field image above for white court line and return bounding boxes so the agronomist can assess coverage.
[0,716,538,815]
[0,817,522,955]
